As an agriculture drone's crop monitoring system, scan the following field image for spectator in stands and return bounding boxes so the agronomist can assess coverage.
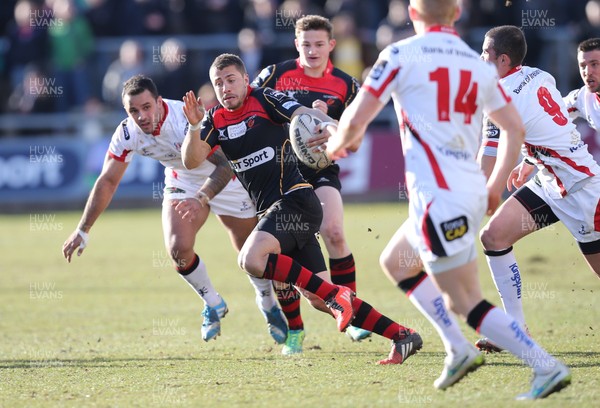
[188,0,244,34]
[238,27,265,79]
[197,82,218,111]
[102,39,146,107]
[4,0,49,96]
[83,0,141,37]
[243,0,276,47]
[7,63,55,113]
[152,37,193,101]
[47,0,95,112]
[331,13,363,80]
[133,0,169,35]
[376,0,412,49]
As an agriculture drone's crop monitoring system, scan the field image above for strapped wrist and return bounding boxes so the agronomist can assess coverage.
[190,192,210,205]
[77,229,89,248]
[189,122,201,131]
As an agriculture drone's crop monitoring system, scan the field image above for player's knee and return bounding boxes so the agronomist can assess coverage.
[237,249,261,277]
[379,247,420,281]
[379,250,394,274]
[237,250,247,271]
[479,224,500,250]
[320,222,345,248]
[166,239,191,262]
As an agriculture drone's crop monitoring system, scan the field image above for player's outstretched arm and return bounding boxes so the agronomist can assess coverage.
[174,147,233,221]
[485,102,526,214]
[327,89,384,159]
[62,154,128,262]
[181,90,212,169]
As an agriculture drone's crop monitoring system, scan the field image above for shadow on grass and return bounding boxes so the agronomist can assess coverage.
[0,355,205,369]
[0,351,450,369]
[479,351,600,368]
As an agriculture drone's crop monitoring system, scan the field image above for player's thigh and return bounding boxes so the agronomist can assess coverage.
[216,214,258,252]
[582,252,600,278]
[314,185,344,231]
[161,199,209,250]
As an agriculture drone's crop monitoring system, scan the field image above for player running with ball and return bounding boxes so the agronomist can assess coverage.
[252,14,370,354]
[182,53,422,365]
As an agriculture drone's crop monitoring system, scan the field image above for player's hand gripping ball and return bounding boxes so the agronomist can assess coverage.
[289,113,332,170]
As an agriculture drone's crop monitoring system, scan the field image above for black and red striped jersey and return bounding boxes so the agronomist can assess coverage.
[200,86,310,214]
[252,59,359,121]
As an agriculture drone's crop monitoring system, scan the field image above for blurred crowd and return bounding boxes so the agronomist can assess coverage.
[0,0,597,117]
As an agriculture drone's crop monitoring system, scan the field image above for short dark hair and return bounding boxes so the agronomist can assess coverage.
[122,75,159,100]
[211,53,247,75]
[578,38,600,53]
[485,25,527,67]
[295,15,333,40]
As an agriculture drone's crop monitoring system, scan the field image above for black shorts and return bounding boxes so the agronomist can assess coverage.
[257,187,327,272]
[298,162,342,191]
[513,184,559,229]
[514,182,600,255]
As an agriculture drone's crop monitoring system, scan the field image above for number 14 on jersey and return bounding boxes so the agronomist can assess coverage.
[429,68,478,124]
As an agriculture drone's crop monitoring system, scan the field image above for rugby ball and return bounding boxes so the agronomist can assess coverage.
[289,113,332,170]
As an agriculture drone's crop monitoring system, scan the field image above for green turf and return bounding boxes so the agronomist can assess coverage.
[1,203,598,407]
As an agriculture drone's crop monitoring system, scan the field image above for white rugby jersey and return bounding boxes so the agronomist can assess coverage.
[108,98,217,182]
[493,66,599,198]
[364,26,510,194]
[564,85,600,130]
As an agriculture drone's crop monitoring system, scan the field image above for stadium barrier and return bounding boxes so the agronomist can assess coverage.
[1,128,406,212]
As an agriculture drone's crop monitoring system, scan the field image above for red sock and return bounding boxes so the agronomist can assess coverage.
[263,254,337,301]
[330,254,357,293]
[350,297,409,341]
[273,282,304,330]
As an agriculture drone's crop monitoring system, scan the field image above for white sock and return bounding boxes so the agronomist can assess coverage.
[479,307,556,374]
[408,276,470,356]
[248,275,278,311]
[485,248,527,327]
[179,256,221,307]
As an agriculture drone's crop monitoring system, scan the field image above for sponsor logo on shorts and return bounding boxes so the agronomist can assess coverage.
[231,147,275,172]
[440,216,468,242]
[240,200,253,212]
[578,224,591,235]
[165,187,186,194]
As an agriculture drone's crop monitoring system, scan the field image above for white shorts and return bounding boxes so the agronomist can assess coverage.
[525,175,600,243]
[162,172,256,219]
[406,187,487,272]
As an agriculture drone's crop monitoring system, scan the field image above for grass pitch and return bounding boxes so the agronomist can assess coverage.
[1,203,598,407]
